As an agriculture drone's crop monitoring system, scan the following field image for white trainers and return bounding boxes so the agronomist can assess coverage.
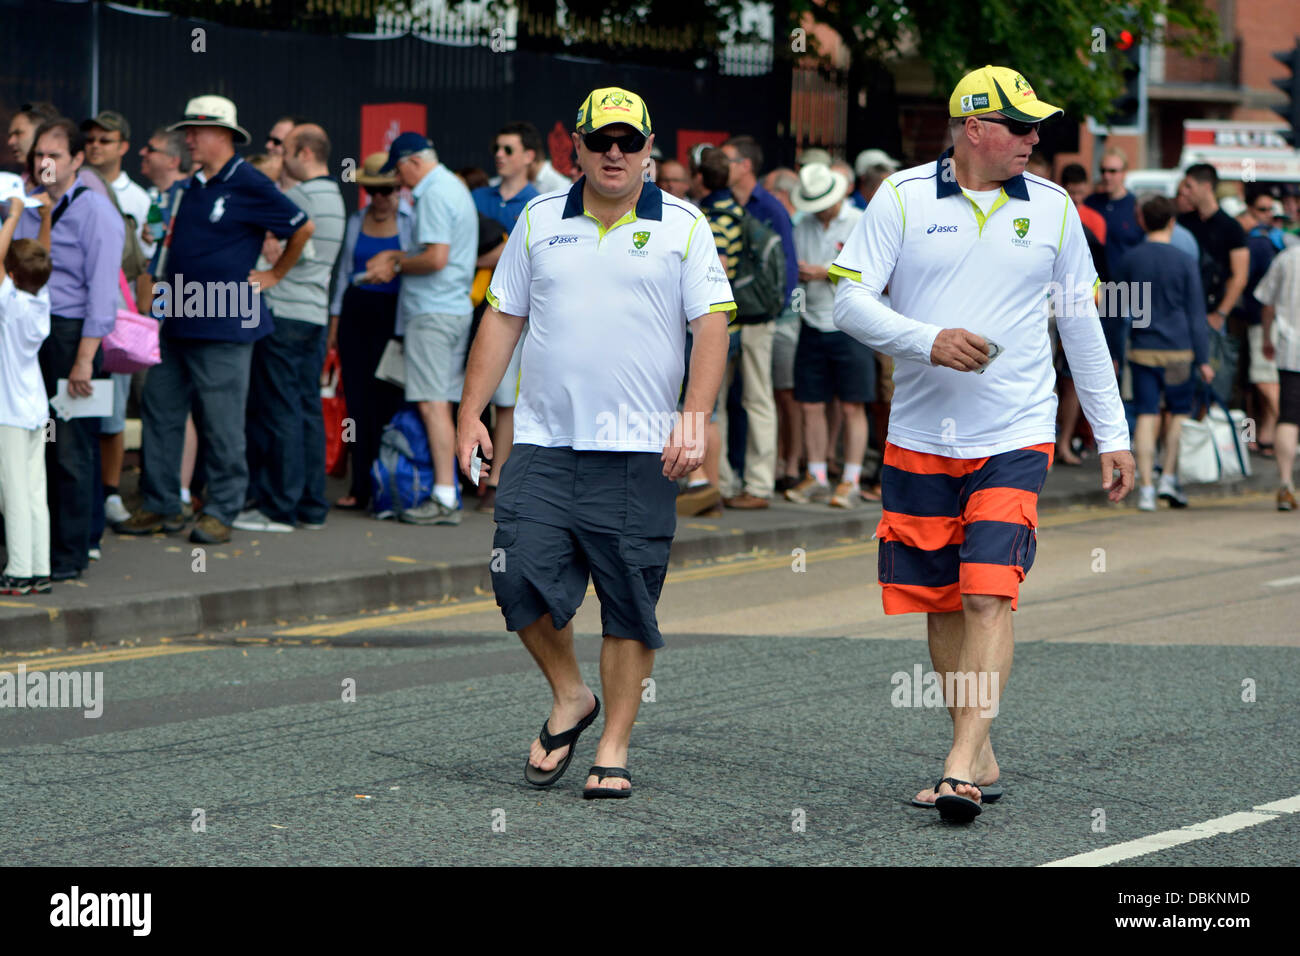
[104,494,131,524]
[1157,473,1188,509]
[231,509,296,533]
[1137,485,1157,512]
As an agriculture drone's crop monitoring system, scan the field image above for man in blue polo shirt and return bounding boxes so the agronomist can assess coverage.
[118,95,314,545]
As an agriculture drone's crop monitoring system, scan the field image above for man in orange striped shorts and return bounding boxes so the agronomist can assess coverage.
[828,65,1135,822]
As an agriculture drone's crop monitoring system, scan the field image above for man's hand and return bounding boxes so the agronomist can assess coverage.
[262,234,283,266]
[141,222,156,245]
[1199,362,1215,384]
[67,358,94,399]
[797,261,828,283]
[1100,449,1135,503]
[365,249,402,284]
[456,417,494,481]
[661,410,708,480]
[248,269,279,293]
[327,317,339,354]
[930,328,989,371]
[1207,311,1225,332]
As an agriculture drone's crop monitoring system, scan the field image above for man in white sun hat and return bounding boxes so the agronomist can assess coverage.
[851,148,902,209]
[784,163,871,510]
[118,95,314,546]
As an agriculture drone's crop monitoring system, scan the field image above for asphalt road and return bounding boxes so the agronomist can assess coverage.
[2,494,1297,866]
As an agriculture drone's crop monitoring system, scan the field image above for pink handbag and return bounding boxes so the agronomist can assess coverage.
[102,271,161,374]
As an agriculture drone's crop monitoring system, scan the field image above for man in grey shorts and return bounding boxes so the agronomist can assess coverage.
[457,87,732,798]
[367,132,478,525]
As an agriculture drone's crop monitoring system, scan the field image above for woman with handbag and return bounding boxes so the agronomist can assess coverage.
[327,153,412,511]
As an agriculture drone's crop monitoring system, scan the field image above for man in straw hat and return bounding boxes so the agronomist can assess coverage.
[783,163,872,511]
[457,87,733,798]
[829,66,1134,822]
[117,95,315,546]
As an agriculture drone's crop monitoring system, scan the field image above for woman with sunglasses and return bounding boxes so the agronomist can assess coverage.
[328,152,414,511]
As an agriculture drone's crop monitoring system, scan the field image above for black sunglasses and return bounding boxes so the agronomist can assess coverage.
[494,142,514,155]
[266,135,282,146]
[368,186,395,196]
[978,116,1041,137]
[582,130,646,155]
[141,143,164,154]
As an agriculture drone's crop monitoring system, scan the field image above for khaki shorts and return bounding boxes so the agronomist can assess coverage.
[404,311,472,402]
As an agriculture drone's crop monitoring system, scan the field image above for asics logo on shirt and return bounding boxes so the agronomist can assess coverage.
[926,223,958,234]
[548,234,579,245]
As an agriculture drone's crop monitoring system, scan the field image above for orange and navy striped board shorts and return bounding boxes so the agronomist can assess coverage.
[874,442,1054,615]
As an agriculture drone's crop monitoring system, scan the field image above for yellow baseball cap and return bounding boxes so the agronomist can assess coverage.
[949,66,1063,123]
[576,87,652,136]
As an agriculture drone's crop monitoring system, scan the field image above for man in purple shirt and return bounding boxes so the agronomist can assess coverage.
[15,117,124,581]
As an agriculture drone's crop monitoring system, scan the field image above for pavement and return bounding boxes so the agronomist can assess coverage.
[0,448,1283,653]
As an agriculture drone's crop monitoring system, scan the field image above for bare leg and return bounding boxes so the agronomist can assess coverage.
[1257,383,1280,448]
[181,414,198,493]
[100,431,124,489]
[913,605,1003,804]
[939,594,1013,804]
[488,405,513,489]
[519,614,598,773]
[775,388,801,481]
[801,401,828,467]
[1277,422,1298,489]
[417,399,456,488]
[1160,414,1185,476]
[585,636,656,792]
[1133,414,1160,487]
[840,402,868,474]
[1056,377,1082,464]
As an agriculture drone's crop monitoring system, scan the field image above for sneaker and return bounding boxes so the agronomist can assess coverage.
[88,547,101,561]
[1157,474,1188,509]
[676,483,721,516]
[31,577,52,594]
[104,494,131,524]
[116,510,188,535]
[1137,485,1157,512]
[232,509,295,533]
[1278,486,1298,512]
[785,475,831,504]
[296,519,327,530]
[829,481,858,509]
[0,575,32,595]
[400,498,461,525]
[190,514,232,544]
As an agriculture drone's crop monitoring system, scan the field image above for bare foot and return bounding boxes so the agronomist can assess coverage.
[585,739,631,793]
[527,688,597,773]
[913,742,999,805]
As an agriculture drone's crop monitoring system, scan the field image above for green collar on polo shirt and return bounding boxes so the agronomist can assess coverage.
[563,176,663,238]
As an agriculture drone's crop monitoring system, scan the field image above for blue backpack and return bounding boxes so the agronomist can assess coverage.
[370,407,439,518]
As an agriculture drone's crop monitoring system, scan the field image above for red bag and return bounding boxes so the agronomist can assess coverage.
[321,347,348,478]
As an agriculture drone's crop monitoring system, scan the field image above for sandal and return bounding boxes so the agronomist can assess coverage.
[582,765,632,800]
[934,776,983,822]
[911,779,1003,808]
[523,696,600,788]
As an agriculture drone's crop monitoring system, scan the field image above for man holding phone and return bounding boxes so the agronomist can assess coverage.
[830,65,1133,822]
[456,87,732,799]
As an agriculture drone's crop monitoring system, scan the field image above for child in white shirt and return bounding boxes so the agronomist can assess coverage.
[0,194,54,594]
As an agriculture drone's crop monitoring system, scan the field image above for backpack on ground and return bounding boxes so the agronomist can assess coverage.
[370,407,434,518]
[732,212,786,321]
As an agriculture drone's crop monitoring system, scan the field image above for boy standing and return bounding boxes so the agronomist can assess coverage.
[0,195,54,594]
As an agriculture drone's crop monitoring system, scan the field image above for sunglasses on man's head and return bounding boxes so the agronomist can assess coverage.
[582,130,646,155]
[978,116,1040,137]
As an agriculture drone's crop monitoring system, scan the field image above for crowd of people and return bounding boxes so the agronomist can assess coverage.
[3,90,1300,598]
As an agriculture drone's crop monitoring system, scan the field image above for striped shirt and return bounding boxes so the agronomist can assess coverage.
[264,176,345,326]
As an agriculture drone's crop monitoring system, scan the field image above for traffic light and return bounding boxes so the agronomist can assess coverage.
[1275,38,1300,146]
[1107,30,1144,130]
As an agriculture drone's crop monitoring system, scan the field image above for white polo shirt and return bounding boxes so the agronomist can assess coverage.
[0,275,52,430]
[486,178,735,452]
[793,201,861,332]
[829,151,1128,458]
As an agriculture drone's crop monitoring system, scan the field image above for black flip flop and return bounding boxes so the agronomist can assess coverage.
[582,765,632,799]
[523,696,600,788]
[934,776,982,822]
[911,779,1003,808]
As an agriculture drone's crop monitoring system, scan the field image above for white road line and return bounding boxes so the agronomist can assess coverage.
[1040,795,1300,867]
[1263,575,1300,588]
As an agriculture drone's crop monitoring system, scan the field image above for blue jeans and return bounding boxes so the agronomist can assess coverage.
[246,316,329,525]
[140,336,254,524]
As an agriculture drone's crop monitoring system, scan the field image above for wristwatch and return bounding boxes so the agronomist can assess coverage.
[393,259,403,275]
